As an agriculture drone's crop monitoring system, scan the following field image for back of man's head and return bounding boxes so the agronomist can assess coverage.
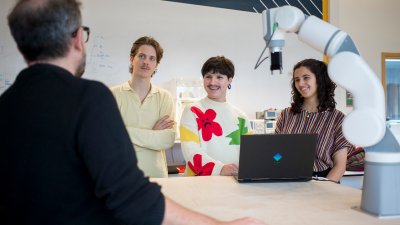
[7,0,82,63]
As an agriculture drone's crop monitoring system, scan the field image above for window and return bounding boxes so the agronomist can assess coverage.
[382,53,400,121]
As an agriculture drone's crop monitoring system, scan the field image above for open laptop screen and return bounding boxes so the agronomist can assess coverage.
[237,134,317,182]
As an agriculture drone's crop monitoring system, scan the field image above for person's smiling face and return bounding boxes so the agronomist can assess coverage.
[293,66,318,101]
[203,72,232,102]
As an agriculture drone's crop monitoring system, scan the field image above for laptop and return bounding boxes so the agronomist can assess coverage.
[236,133,317,183]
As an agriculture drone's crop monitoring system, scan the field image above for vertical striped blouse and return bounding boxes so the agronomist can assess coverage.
[275,107,354,172]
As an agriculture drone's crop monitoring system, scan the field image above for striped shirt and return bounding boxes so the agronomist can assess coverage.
[275,107,354,172]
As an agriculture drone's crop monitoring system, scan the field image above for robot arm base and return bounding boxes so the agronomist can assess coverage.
[361,127,400,217]
[364,127,400,153]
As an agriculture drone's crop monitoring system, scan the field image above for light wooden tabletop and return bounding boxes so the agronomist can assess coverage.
[151,176,400,225]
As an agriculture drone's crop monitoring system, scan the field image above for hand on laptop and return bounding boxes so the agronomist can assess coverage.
[220,163,239,176]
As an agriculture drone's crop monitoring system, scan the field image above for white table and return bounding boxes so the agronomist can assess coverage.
[151,176,400,225]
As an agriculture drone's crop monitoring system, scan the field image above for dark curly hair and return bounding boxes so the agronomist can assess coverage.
[290,58,337,114]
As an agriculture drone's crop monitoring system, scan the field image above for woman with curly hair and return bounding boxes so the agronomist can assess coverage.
[275,58,354,182]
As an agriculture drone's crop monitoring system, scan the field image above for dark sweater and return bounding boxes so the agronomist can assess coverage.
[0,64,164,225]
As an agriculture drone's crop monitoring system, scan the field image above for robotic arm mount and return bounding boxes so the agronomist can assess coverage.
[261,6,400,217]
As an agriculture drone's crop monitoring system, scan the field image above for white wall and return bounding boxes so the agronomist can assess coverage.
[329,0,400,114]
[2,0,399,119]
[0,0,321,119]
[80,0,325,118]
[0,1,26,92]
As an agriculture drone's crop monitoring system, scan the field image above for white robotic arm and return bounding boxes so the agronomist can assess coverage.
[261,6,400,217]
[263,6,385,147]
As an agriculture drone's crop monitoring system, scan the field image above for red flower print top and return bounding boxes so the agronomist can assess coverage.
[179,97,251,176]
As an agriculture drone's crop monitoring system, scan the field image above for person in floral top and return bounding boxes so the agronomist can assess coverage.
[180,56,251,176]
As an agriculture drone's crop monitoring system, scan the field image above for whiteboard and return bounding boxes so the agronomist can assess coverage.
[1,0,326,118]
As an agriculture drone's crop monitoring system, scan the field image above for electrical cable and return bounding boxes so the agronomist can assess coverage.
[254,23,277,70]
[312,176,340,184]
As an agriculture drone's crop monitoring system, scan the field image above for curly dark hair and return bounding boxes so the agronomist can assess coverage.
[290,58,337,114]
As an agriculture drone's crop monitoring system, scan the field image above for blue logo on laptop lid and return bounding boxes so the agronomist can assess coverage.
[273,153,282,162]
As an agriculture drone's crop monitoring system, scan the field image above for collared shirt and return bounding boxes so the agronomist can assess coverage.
[275,107,354,172]
[111,82,176,178]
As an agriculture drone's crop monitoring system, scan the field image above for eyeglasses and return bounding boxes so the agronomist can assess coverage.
[71,26,90,43]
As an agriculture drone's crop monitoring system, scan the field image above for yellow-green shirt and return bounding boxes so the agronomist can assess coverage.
[110,82,176,178]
